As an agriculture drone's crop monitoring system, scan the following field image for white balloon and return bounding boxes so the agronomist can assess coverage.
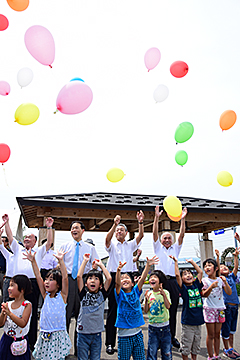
[17,67,34,88]
[153,84,169,103]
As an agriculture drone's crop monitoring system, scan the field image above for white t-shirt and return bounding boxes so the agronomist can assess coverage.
[153,240,182,276]
[0,244,15,277]
[106,239,140,272]
[4,300,32,337]
[202,277,225,310]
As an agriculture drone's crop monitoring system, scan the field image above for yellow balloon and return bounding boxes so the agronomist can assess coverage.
[163,195,182,217]
[107,168,125,182]
[14,103,40,125]
[217,171,233,187]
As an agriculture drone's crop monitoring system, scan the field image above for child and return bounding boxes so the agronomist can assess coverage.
[76,253,112,360]
[202,257,232,360]
[170,256,204,360]
[24,249,72,360]
[144,269,172,360]
[220,246,240,359]
[115,255,159,360]
[0,274,32,360]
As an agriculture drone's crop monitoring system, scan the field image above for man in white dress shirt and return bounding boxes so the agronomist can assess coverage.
[105,210,144,355]
[153,205,187,349]
[60,220,99,356]
[2,213,54,351]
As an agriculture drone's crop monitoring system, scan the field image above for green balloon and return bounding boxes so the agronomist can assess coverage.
[175,150,188,166]
[174,122,194,143]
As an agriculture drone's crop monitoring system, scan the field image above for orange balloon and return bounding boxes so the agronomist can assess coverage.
[167,212,182,222]
[6,0,29,11]
[219,110,237,131]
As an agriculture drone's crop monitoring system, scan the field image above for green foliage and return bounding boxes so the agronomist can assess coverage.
[236,283,240,296]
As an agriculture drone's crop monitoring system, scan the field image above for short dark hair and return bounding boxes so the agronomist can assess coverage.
[70,221,85,230]
[1,236,8,243]
[41,238,54,247]
[203,258,219,276]
[85,269,103,286]
[149,270,167,287]
[45,269,62,292]
[180,268,193,278]
[11,275,32,296]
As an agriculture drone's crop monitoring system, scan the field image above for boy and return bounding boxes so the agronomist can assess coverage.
[144,270,172,360]
[220,247,240,359]
[170,256,204,360]
[77,253,112,360]
[115,255,159,360]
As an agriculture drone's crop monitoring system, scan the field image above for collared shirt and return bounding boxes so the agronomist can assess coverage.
[153,239,182,276]
[10,237,46,278]
[60,239,99,274]
[105,239,140,272]
[0,244,14,277]
[41,249,58,270]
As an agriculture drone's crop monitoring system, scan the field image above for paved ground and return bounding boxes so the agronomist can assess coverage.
[1,305,239,359]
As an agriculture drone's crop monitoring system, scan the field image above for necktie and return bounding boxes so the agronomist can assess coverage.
[72,242,79,279]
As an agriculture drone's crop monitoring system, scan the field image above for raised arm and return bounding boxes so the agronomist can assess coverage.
[133,249,142,263]
[93,258,112,291]
[138,255,159,291]
[178,207,187,245]
[186,258,203,282]
[233,248,239,277]
[105,215,121,249]
[23,250,46,298]
[135,211,145,245]
[2,214,13,245]
[115,261,126,295]
[201,280,219,297]
[220,275,232,295]
[45,217,54,252]
[77,253,89,292]
[54,249,68,303]
[153,206,163,242]
[169,255,182,288]
[144,289,151,313]
[215,249,220,275]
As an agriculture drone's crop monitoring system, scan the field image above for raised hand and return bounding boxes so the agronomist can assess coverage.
[159,283,165,295]
[215,249,220,257]
[137,210,144,223]
[146,255,159,266]
[145,289,151,301]
[83,253,90,262]
[169,255,177,262]
[117,261,127,271]
[233,248,240,257]
[211,280,219,288]
[155,206,163,218]
[22,249,36,262]
[220,275,227,284]
[137,249,142,256]
[235,232,240,243]
[93,258,103,269]
[53,249,67,261]
[114,215,121,226]
[46,217,54,228]
[0,214,9,229]
[1,302,10,316]
[181,207,188,219]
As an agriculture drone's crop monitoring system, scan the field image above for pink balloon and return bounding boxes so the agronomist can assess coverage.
[24,25,55,67]
[56,81,93,115]
[144,47,161,72]
[0,81,10,95]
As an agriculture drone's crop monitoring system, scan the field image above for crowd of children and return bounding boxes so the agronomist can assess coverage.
[0,240,239,359]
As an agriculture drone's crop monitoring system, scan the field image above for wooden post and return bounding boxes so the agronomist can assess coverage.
[199,232,213,268]
[159,220,176,243]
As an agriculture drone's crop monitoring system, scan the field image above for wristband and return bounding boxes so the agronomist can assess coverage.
[138,222,143,224]
[47,227,52,229]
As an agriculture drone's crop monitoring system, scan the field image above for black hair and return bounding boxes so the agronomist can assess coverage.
[180,268,193,278]
[132,271,141,278]
[70,221,85,230]
[45,269,62,292]
[41,238,54,247]
[149,270,167,288]
[11,275,32,296]
[121,272,135,284]
[203,258,219,276]
[85,269,103,286]
[1,236,8,243]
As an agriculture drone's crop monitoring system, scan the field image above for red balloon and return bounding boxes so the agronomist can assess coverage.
[0,15,9,31]
[170,61,189,78]
[0,143,11,163]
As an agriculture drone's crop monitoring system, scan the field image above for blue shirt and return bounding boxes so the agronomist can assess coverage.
[40,292,67,332]
[223,273,239,305]
[178,278,204,326]
[114,284,144,329]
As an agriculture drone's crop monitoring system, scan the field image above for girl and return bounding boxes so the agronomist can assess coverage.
[0,274,32,360]
[202,257,232,360]
[24,248,72,360]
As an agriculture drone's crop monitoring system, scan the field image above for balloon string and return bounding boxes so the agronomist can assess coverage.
[2,164,8,187]
[54,109,59,114]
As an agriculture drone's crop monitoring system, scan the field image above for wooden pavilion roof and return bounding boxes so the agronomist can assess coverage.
[16,192,240,235]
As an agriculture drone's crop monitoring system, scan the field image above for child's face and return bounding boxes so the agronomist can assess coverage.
[204,262,217,277]
[181,270,194,285]
[45,274,59,294]
[86,275,101,293]
[149,275,160,290]
[8,280,21,298]
[121,274,134,292]
[220,264,229,276]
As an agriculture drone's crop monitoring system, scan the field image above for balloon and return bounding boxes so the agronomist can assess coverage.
[24,25,55,67]
[175,122,194,144]
[219,110,237,131]
[0,143,11,164]
[70,78,84,82]
[56,81,93,115]
[153,84,169,103]
[175,150,188,166]
[17,67,33,88]
[217,171,233,187]
[0,15,9,31]
[106,168,125,182]
[167,212,182,222]
[0,81,10,95]
[163,195,182,218]
[144,47,161,72]
[170,61,189,78]
[14,103,40,125]
[6,0,29,11]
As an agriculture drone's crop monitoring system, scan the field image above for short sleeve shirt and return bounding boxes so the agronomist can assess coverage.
[106,239,140,272]
[147,290,171,324]
[153,240,182,276]
[223,273,239,305]
[202,277,225,310]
